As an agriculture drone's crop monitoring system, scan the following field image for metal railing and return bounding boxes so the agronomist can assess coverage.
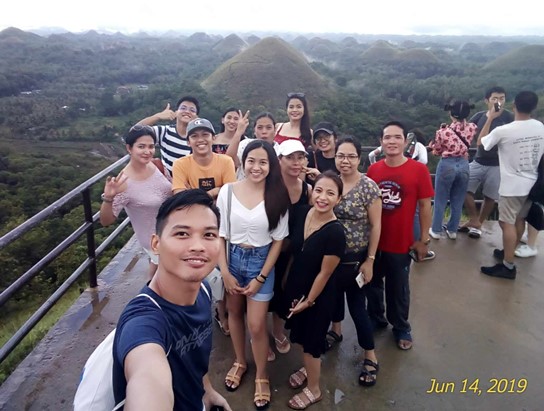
[0,145,491,366]
[0,155,130,364]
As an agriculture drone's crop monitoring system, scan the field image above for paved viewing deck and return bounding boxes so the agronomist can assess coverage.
[0,222,543,411]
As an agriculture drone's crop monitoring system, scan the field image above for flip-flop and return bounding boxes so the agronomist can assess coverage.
[274,335,291,354]
[214,308,230,336]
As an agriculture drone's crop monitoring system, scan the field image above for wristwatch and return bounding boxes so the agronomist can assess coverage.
[101,193,113,203]
[422,238,431,245]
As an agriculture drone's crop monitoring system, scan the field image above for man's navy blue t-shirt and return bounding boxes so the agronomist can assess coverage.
[112,284,212,410]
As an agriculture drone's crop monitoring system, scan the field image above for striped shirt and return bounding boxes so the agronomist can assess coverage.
[153,124,191,175]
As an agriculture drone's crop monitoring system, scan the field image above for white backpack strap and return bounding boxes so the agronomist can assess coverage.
[200,282,211,301]
[112,399,126,410]
[135,293,161,309]
[134,293,171,356]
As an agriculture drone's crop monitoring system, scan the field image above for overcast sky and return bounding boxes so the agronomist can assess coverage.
[1,0,543,36]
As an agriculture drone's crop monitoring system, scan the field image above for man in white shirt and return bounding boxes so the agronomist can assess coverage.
[478,91,544,279]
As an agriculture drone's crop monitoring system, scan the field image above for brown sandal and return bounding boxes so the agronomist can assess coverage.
[224,362,247,392]
[288,387,323,410]
[254,378,271,410]
[288,367,307,389]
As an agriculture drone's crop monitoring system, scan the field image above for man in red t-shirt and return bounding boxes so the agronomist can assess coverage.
[366,121,434,351]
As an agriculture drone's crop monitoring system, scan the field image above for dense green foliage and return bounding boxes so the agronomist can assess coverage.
[1,27,544,382]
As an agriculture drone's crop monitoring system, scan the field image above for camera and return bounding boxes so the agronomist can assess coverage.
[494,102,501,112]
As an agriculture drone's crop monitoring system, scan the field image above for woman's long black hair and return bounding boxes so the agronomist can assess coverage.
[242,140,290,231]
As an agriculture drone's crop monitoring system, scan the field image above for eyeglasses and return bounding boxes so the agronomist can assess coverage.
[287,92,305,99]
[178,105,198,114]
[315,134,333,142]
[335,154,359,161]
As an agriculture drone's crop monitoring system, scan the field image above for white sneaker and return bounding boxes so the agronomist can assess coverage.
[515,244,538,258]
[445,230,457,240]
[520,233,528,244]
[429,228,441,239]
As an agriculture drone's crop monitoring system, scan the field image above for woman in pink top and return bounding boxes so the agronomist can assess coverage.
[274,92,313,149]
[100,125,172,279]
[429,101,477,240]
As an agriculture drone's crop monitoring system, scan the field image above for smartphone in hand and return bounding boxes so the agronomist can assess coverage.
[287,295,306,319]
[409,249,419,262]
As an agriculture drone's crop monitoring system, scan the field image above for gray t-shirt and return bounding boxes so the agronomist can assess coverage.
[471,110,514,166]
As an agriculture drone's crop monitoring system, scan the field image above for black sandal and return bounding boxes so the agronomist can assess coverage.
[359,358,379,387]
[325,330,343,351]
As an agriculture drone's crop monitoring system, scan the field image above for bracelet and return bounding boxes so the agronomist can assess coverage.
[257,274,268,283]
[367,255,376,261]
[307,299,315,307]
[101,193,113,203]
[255,277,265,284]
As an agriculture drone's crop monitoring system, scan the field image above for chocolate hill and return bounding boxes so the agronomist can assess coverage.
[201,37,331,108]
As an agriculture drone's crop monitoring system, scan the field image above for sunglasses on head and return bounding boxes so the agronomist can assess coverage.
[287,92,305,99]
[129,124,154,134]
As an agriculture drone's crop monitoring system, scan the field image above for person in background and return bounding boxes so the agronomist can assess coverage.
[226,111,275,180]
[324,137,381,387]
[428,101,477,240]
[305,122,339,181]
[516,223,540,257]
[213,107,246,154]
[366,121,434,351]
[100,125,172,279]
[459,86,514,238]
[218,140,290,410]
[136,96,200,176]
[275,92,313,149]
[112,190,231,411]
[172,118,236,199]
[479,91,544,279]
[368,129,428,165]
[284,171,346,410]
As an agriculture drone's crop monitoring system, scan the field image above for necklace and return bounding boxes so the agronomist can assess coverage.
[304,209,333,240]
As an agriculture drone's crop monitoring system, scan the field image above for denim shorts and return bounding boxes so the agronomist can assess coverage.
[229,243,275,302]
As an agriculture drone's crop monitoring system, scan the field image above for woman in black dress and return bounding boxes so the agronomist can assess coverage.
[284,171,346,409]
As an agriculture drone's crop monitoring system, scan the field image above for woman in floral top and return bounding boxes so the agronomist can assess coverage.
[429,100,478,240]
[327,136,382,386]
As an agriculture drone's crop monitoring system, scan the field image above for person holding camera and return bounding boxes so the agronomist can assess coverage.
[459,87,514,238]
[428,101,477,240]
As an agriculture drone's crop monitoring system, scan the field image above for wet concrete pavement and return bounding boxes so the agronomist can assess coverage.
[1,223,543,410]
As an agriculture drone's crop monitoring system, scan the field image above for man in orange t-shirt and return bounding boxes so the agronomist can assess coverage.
[172,118,236,199]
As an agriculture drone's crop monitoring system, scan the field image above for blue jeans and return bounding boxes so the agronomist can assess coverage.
[229,243,275,302]
[431,157,469,233]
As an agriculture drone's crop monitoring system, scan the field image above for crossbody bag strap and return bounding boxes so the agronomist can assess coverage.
[449,127,470,149]
[226,184,233,264]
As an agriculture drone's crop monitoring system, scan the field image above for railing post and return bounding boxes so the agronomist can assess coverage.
[82,188,98,287]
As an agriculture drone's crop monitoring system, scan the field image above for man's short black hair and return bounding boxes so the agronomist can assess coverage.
[381,120,407,139]
[514,91,539,114]
[485,86,506,100]
[176,96,200,114]
[155,189,220,236]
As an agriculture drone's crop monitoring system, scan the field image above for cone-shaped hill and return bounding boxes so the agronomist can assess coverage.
[201,37,330,108]
[484,45,544,72]
[212,34,248,58]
